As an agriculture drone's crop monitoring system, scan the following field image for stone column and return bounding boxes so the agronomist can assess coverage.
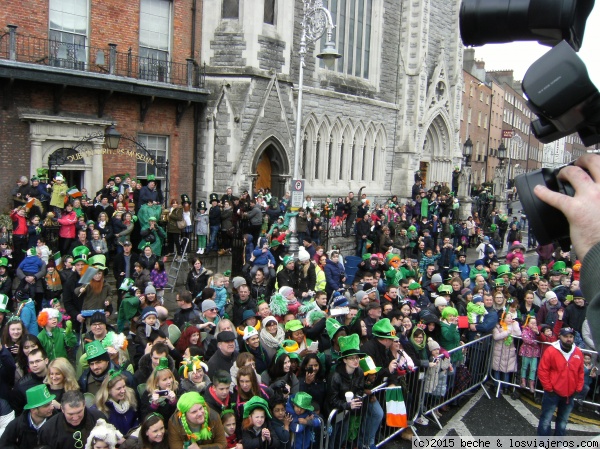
[458,167,472,220]
[30,139,44,175]
[90,142,104,195]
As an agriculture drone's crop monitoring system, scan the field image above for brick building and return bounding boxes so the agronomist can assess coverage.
[0,0,208,210]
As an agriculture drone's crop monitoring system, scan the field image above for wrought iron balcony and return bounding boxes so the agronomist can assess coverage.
[0,25,205,89]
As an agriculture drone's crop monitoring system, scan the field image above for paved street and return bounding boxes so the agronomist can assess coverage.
[385,388,600,447]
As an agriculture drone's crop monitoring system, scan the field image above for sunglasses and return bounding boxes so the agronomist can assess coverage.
[73,431,83,449]
[207,308,218,312]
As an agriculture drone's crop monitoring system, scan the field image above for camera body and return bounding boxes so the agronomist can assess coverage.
[514,164,577,250]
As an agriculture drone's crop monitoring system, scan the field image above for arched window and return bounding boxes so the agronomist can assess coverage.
[350,138,356,181]
[339,137,345,181]
[314,134,321,180]
[327,132,334,180]
[301,132,308,178]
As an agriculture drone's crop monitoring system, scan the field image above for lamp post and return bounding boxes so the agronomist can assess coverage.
[289,0,341,256]
[69,125,170,207]
[457,137,473,219]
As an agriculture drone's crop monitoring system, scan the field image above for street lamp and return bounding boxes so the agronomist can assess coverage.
[290,0,341,256]
[497,142,507,165]
[463,137,473,166]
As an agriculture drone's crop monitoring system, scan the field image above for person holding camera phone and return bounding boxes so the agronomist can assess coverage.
[140,357,179,423]
[532,154,600,350]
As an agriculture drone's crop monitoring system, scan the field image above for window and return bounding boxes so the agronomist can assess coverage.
[321,0,373,79]
[139,0,172,82]
[264,0,276,24]
[222,0,240,19]
[477,111,481,127]
[467,108,472,124]
[137,135,168,180]
[483,114,488,129]
[49,0,88,70]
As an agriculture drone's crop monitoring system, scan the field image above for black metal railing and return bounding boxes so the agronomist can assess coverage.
[0,25,205,89]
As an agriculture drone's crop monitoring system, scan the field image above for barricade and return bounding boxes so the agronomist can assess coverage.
[489,335,600,412]
[289,414,326,449]
[419,335,493,429]
[322,370,425,449]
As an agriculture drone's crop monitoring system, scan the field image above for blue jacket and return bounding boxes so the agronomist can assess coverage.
[244,234,255,263]
[286,397,321,449]
[454,261,470,281]
[252,248,276,267]
[214,285,228,316]
[18,300,39,335]
[467,306,498,341]
[324,259,345,295]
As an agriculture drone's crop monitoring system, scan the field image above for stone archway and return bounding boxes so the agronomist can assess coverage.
[251,137,290,201]
[422,114,452,187]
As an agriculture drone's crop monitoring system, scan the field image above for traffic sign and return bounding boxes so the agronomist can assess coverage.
[291,179,305,209]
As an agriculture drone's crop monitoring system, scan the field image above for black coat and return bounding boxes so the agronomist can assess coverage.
[113,252,140,286]
[38,407,105,449]
[10,371,45,416]
[361,338,397,386]
[0,405,40,449]
[242,423,280,449]
[325,362,364,416]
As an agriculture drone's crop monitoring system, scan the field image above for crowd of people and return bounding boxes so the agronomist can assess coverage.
[0,168,596,449]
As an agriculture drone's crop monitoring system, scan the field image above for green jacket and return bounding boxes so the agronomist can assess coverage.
[38,326,77,360]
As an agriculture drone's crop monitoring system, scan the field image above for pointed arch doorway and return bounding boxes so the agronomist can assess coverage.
[251,138,290,201]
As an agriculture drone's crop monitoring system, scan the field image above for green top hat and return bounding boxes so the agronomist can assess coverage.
[85,340,108,361]
[0,293,10,313]
[338,334,365,358]
[72,246,90,264]
[359,356,381,375]
[372,318,396,339]
[551,261,568,274]
[36,168,49,181]
[326,317,346,340]
[243,396,272,419]
[269,240,281,248]
[23,384,55,410]
[494,278,506,287]
[291,392,314,411]
[155,357,170,373]
[119,278,135,291]
[497,264,512,276]
[88,254,107,270]
[438,284,453,294]
[0,257,8,268]
[527,266,541,278]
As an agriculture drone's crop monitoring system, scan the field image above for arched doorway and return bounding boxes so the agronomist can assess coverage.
[423,114,452,187]
[48,148,85,188]
[252,138,290,201]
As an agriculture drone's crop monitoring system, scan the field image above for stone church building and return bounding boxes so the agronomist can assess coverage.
[198,0,464,201]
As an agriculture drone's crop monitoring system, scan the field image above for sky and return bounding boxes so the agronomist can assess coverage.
[470,4,600,89]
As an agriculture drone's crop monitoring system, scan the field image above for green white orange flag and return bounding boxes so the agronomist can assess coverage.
[385,387,407,428]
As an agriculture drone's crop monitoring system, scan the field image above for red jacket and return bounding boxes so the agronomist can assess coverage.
[538,340,584,398]
[10,210,27,236]
[57,211,77,238]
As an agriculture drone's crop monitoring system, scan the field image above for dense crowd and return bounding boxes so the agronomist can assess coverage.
[0,170,595,448]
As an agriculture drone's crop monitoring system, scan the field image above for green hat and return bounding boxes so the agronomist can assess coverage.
[243,326,259,341]
[155,357,170,372]
[147,175,156,181]
[243,396,272,419]
[359,356,381,375]
[494,278,506,287]
[408,225,416,232]
[0,257,8,268]
[23,384,55,410]
[209,193,219,203]
[284,319,304,333]
[372,318,396,339]
[326,317,346,340]
[551,261,568,275]
[362,253,372,261]
[527,266,541,278]
[338,334,365,358]
[438,284,453,294]
[119,278,135,291]
[0,293,9,313]
[37,168,49,181]
[497,264,512,277]
[269,240,281,248]
[85,340,108,361]
[88,254,107,270]
[283,255,295,266]
[31,176,39,181]
[86,220,95,226]
[291,392,314,411]
[72,246,90,264]
[148,216,157,222]
[223,270,231,277]
[409,282,421,290]
[490,224,498,231]
[24,247,37,257]
[449,266,461,273]
[441,307,459,320]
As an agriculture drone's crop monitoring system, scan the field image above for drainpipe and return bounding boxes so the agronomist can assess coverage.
[191,0,197,58]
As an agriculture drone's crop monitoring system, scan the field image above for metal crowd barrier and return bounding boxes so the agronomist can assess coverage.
[419,334,493,429]
[489,336,600,412]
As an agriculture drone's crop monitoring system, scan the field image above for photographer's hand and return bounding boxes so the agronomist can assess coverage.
[534,154,600,261]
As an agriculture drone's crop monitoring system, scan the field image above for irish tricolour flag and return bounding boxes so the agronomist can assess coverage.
[385,387,407,428]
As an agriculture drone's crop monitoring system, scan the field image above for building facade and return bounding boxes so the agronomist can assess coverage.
[197,0,465,202]
[0,0,208,208]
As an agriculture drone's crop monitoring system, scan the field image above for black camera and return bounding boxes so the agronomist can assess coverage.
[305,366,314,374]
[514,165,577,250]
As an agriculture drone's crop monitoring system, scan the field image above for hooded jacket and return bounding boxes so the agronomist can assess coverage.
[538,340,584,398]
